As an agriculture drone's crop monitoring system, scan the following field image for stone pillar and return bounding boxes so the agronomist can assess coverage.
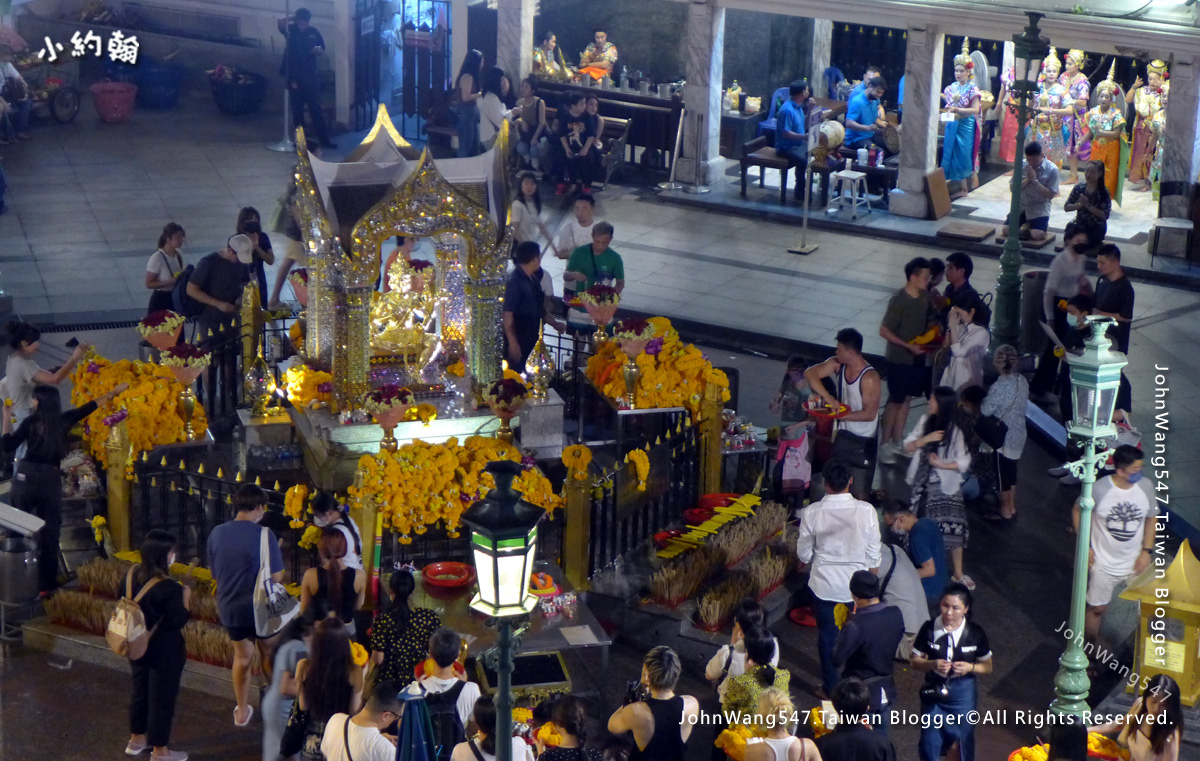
[464,275,506,404]
[496,0,535,84]
[451,0,469,88]
[810,19,833,98]
[678,0,725,186]
[332,1,354,125]
[1160,55,1200,221]
[105,420,132,553]
[890,25,945,219]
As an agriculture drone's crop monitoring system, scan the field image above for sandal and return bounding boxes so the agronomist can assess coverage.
[953,574,977,591]
[233,704,254,727]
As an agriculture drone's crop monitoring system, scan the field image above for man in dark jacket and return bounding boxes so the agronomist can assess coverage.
[832,571,905,734]
[278,8,334,148]
[816,678,897,761]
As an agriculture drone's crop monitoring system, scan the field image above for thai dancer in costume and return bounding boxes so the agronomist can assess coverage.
[1127,59,1167,192]
[1059,49,1092,183]
[998,66,1018,165]
[1084,62,1128,206]
[940,38,982,199]
[1028,47,1070,168]
[1150,81,1169,200]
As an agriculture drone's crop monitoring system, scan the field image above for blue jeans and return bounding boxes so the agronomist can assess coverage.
[456,101,480,158]
[2,98,31,139]
[919,677,978,761]
[813,596,841,693]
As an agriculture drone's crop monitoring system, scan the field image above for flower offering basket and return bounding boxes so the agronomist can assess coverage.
[137,310,186,351]
[485,378,529,444]
[289,269,309,308]
[363,384,414,452]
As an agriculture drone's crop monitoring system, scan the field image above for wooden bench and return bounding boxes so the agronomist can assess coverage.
[740,135,798,204]
[543,106,631,189]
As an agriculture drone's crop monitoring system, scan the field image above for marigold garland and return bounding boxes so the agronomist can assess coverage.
[404,403,438,425]
[284,485,309,529]
[347,435,562,544]
[585,317,729,417]
[350,642,369,667]
[562,445,593,480]
[283,364,332,407]
[70,353,209,464]
[298,525,322,550]
[91,515,107,543]
[625,448,650,491]
[446,360,465,377]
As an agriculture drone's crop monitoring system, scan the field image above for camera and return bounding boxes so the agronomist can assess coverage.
[623,679,648,706]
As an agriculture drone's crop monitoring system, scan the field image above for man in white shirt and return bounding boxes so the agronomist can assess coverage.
[553,195,596,262]
[321,680,404,761]
[409,627,480,733]
[797,458,882,698]
[1073,445,1156,649]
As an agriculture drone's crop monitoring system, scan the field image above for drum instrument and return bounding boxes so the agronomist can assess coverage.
[879,122,900,154]
[812,120,845,164]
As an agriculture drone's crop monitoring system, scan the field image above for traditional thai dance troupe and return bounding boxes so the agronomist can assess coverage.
[943,39,1169,206]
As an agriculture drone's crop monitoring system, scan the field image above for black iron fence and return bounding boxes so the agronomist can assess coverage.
[585,422,698,578]
[193,318,293,426]
[130,454,311,583]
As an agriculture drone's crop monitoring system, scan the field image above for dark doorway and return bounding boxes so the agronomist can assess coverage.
[377,0,453,140]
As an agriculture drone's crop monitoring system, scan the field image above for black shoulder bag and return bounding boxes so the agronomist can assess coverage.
[975,385,1021,451]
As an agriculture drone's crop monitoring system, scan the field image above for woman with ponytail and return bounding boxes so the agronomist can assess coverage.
[746,688,821,761]
[369,569,440,683]
[721,627,791,716]
[309,491,363,570]
[451,695,536,761]
[299,529,365,635]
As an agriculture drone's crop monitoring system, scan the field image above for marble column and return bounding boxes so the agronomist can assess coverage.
[678,0,725,186]
[1159,55,1200,224]
[496,0,535,84]
[890,25,945,219]
[810,19,833,98]
[332,1,353,125]
[451,0,469,85]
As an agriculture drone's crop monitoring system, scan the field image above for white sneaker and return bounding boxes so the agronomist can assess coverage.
[1060,474,1081,486]
[1047,466,1069,478]
[878,443,899,464]
[150,751,188,761]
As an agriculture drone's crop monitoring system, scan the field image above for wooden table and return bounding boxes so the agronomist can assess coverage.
[410,562,612,666]
[721,110,766,158]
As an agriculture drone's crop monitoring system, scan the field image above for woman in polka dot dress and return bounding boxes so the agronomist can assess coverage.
[370,569,441,684]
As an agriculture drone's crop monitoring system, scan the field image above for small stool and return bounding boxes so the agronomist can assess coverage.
[831,169,871,219]
[1150,217,1195,269]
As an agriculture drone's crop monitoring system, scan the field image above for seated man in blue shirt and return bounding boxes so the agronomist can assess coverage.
[849,65,881,101]
[844,76,894,157]
[775,79,813,198]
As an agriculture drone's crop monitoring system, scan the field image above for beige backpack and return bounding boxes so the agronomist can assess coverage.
[106,567,163,660]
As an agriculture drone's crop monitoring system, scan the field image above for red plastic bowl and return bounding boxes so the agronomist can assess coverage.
[654,529,684,550]
[683,507,715,524]
[698,493,739,509]
[422,562,476,589]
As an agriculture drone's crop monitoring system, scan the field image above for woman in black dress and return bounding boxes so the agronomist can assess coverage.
[369,569,440,683]
[124,530,192,760]
[2,382,128,593]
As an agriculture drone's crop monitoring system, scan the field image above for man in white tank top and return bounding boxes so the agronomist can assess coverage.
[804,328,882,501]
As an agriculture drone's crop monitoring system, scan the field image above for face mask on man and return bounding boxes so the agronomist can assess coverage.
[1127,471,1144,484]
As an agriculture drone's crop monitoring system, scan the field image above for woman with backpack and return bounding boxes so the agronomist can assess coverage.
[2,382,127,593]
[145,223,186,315]
[310,492,364,570]
[124,530,192,761]
[299,528,365,635]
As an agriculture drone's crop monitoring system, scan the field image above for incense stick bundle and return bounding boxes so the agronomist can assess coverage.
[649,546,720,607]
[749,545,791,599]
[697,572,755,630]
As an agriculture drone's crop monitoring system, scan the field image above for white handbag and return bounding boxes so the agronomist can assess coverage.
[252,527,298,637]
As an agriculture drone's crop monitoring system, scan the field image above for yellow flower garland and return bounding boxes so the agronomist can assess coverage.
[91,515,107,543]
[350,642,369,667]
[404,403,438,425]
[625,448,650,491]
[347,435,562,544]
[70,354,209,464]
[284,485,309,529]
[585,317,730,417]
[283,364,332,407]
[298,525,322,550]
[289,321,305,348]
[562,445,592,480]
[446,360,466,377]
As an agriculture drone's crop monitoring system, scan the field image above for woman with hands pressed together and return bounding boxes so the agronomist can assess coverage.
[911,583,992,761]
[2,381,129,593]
[904,385,973,589]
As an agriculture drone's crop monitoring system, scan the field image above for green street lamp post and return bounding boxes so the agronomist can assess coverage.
[1051,315,1128,715]
[993,12,1050,350]
[462,459,544,761]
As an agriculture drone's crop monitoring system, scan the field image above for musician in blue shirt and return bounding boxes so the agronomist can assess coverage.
[845,76,894,156]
